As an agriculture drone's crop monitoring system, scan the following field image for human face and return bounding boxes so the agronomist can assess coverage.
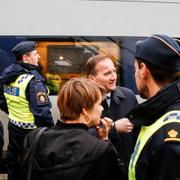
[23,50,40,66]
[86,95,104,127]
[92,58,117,93]
[134,60,148,99]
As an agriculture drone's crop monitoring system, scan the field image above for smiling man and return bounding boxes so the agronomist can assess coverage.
[86,54,138,169]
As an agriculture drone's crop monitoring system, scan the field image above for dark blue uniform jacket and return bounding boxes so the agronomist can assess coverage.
[127,79,180,180]
[0,62,54,127]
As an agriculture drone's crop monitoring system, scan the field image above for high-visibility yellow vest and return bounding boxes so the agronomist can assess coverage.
[129,110,180,180]
[3,73,37,129]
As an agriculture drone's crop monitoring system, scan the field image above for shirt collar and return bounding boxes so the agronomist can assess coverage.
[106,92,111,99]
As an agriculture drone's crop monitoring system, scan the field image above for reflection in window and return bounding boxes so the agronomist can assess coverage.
[37,40,120,95]
[48,45,96,74]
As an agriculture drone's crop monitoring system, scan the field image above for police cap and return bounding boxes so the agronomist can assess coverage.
[12,41,37,59]
[135,34,180,72]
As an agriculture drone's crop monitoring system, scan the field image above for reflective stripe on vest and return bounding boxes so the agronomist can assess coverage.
[4,73,37,129]
[129,110,180,180]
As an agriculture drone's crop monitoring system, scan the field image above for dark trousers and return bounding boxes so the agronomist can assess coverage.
[7,122,31,180]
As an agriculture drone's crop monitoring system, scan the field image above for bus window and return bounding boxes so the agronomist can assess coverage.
[37,41,120,95]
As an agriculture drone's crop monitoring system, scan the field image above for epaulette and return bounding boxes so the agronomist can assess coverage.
[164,122,180,142]
[30,70,45,81]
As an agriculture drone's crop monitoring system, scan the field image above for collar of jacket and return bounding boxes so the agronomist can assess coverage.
[127,79,180,126]
[55,120,89,130]
[111,86,126,104]
[18,62,45,81]
[18,62,39,71]
[0,62,44,84]
[0,62,27,85]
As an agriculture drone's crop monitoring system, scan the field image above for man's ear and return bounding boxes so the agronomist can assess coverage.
[87,75,95,80]
[22,54,29,63]
[140,62,149,80]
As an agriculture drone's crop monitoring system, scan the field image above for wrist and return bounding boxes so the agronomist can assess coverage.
[112,121,116,130]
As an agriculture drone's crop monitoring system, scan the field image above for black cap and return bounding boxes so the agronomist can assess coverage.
[12,41,37,59]
[135,34,180,72]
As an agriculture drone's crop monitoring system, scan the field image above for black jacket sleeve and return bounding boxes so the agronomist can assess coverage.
[94,141,128,180]
[27,79,54,127]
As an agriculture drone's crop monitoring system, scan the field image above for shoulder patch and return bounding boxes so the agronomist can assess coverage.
[164,123,180,142]
[36,92,48,104]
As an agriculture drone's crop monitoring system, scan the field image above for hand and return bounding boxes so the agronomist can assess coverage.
[96,117,112,140]
[114,118,133,133]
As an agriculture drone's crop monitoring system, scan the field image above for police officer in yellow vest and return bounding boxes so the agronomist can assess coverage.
[0,41,54,180]
[127,35,180,180]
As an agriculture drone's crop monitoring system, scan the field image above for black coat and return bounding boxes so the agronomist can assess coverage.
[102,86,138,165]
[22,121,125,180]
[127,79,180,180]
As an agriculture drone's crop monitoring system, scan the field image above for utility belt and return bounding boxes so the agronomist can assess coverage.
[9,119,37,129]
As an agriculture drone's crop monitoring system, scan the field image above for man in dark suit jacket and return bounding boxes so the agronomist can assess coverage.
[86,54,138,166]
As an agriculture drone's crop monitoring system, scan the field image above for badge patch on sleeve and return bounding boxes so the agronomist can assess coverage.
[36,92,48,104]
[164,123,180,142]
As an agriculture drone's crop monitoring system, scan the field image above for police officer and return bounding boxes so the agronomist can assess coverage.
[0,41,54,180]
[128,35,180,180]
